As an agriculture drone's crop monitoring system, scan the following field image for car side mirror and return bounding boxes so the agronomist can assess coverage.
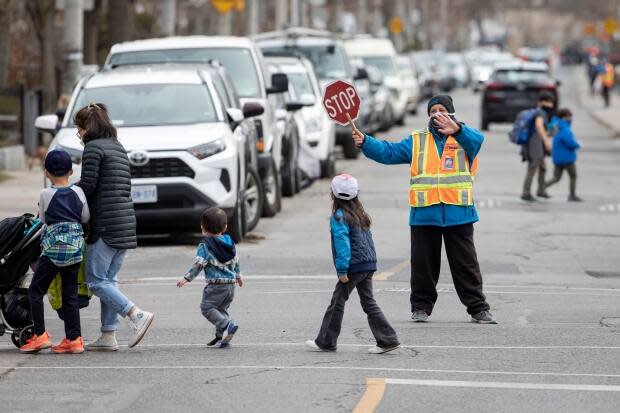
[300,94,315,106]
[354,67,369,80]
[242,102,264,118]
[285,102,304,112]
[267,73,289,94]
[226,108,244,124]
[34,114,59,133]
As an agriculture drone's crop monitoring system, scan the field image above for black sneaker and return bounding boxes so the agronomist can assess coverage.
[521,194,536,202]
[207,336,222,347]
[536,192,551,199]
[411,310,429,322]
[471,311,498,324]
[568,195,584,202]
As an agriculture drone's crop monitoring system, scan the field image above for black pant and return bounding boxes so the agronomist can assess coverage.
[602,85,611,107]
[410,224,490,316]
[545,163,577,196]
[29,256,81,340]
[315,271,399,350]
[522,158,547,196]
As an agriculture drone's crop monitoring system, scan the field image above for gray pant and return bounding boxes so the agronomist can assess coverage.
[546,163,577,196]
[315,271,399,350]
[200,283,235,337]
[522,158,547,196]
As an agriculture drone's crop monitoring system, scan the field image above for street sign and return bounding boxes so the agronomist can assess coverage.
[322,80,361,126]
[212,0,237,14]
[389,17,404,34]
[604,18,618,35]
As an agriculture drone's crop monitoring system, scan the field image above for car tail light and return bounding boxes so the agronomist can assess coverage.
[539,83,556,90]
[254,119,265,153]
[485,83,505,90]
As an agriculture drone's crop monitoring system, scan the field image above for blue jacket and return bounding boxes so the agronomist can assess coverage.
[331,209,377,276]
[184,234,241,283]
[550,118,580,165]
[362,124,484,227]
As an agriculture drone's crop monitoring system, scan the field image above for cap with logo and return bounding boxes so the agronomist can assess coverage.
[44,149,73,176]
[331,174,359,200]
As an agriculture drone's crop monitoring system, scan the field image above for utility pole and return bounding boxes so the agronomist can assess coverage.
[248,0,259,34]
[218,12,232,35]
[275,0,288,30]
[158,0,176,36]
[62,0,84,94]
[357,0,368,34]
[291,0,301,27]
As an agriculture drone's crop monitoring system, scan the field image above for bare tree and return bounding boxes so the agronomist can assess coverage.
[84,0,103,65]
[107,0,134,46]
[25,0,57,112]
[0,0,15,87]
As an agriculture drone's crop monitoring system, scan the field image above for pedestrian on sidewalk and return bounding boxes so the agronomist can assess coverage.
[521,92,554,202]
[306,174,400,354]
[349,95,496,324]
[545,108,583,202]
[597,59,615,108]
[176,207,243,348]
[20,149,90,354]
[74,103,154,351]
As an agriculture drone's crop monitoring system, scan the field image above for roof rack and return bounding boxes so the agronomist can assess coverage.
[253,26,342,41]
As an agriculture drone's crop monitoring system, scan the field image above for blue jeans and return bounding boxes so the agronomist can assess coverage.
[86,239,134,332]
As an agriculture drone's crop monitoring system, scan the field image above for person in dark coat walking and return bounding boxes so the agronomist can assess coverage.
[75,103,154,351]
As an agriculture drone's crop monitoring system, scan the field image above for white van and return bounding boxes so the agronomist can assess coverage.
[344,37,408,126]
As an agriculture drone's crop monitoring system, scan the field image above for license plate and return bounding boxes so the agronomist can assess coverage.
[132,185,158,204]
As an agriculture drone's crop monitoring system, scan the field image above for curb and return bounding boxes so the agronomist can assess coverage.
[573,69,620,139]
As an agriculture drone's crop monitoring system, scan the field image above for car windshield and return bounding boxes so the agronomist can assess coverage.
[362,56,397,76]
[69,84,218,127]
[108,48,261,98]
[492,70,552,84]
[286,72,316,100]
[263,45,350,80]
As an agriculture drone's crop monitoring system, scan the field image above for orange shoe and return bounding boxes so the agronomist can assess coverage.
[52,337,84,354]
[20,332,52,353]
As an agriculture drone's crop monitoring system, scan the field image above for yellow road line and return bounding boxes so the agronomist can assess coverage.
[375,259,409,281]
[353,378,387,413]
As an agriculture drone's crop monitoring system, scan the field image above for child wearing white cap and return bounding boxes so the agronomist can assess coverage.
[306,174,400,354]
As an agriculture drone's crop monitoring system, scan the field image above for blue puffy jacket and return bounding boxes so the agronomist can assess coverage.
[551,118,581,165]
[330,209,377,276]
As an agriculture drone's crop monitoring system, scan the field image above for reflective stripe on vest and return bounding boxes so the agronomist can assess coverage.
[409,129,478,207]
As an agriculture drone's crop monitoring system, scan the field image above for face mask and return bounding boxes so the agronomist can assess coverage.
[542,106,554,115]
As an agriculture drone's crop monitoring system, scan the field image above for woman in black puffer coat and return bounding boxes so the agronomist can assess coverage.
[75,103,154,351]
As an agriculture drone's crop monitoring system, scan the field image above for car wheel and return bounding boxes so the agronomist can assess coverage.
[379,105,393,132]
[342,135,360,159]
[396,113,405,126]
[261,158,281,218]
[320,153,336,178]
[227,188,245,243]
[481,117,490,131]
[282,135,299,197]
[244,167,263,233]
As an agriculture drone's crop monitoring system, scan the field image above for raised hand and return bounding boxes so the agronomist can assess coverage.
[347,114,365,148]
[433,112,460,136]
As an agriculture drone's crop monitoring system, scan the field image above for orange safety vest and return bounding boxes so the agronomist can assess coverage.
[409,129,478,207]
[603,63,615,87]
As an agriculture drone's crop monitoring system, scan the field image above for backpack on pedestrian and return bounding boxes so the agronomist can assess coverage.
[509,108,539,145]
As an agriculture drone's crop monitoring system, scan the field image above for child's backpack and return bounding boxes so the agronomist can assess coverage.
[508,109,539,145]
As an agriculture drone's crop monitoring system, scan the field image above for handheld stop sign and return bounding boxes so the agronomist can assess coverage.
[322,80,361,127]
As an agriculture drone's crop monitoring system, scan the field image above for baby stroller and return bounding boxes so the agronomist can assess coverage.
[0,214,44,347]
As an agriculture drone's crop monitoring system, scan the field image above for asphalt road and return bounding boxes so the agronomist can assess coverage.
[2,68,620,413]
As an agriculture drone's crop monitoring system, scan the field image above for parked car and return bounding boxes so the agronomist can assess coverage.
[444,52,471,87]
[518,46,552,65]
[349,58,379,135]
[103,36,289,218]
[396,55,420,114]
[470,51,516,92]
[365,65,393,132]
[410,51,439,99]
[344,37,408,125]
[263,53,336,178]
[34,65,266,241]
[481,62,559,131]
[254,28,367,159]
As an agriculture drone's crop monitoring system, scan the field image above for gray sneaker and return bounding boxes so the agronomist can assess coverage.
[411,310,429,322]
[85,333,119,352]
[471,311,497,324]
[127,310,155,348]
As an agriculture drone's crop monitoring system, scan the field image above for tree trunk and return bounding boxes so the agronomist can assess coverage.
[107,0,134,46]
[84,0,102,65]
[0,0,14,86]
[41,5,57,113]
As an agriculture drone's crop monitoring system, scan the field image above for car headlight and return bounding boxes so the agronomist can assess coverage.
[56,144,83,165]
[187,138,226,160]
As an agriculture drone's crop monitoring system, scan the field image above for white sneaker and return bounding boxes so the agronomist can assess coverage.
[85,333,119,352]
[127,309,154,348]
[305,340,335,352]
[367,344,400,354]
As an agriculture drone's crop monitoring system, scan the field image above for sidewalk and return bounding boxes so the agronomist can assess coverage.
[572,66,620,138]
[0,168,43,220]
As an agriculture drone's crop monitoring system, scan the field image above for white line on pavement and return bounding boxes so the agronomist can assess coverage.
[385,378,620,392]
[1,364,619,379]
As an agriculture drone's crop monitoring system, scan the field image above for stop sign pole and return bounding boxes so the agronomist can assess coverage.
[322,80,361,129]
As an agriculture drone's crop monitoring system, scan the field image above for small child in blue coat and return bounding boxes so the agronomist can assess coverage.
[306,174,400,354]
[545,108,583,202]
